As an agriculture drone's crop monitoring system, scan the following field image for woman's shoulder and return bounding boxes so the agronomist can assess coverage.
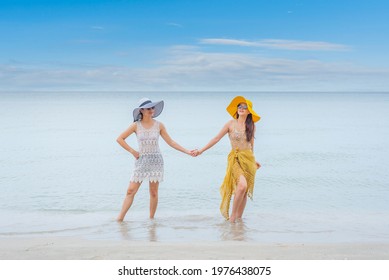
[225,119,235,128]
[130,121,139,131]
[219,119,234,133]
[130,121,138,129]
[155,120,165,130]
[123,122,138,134]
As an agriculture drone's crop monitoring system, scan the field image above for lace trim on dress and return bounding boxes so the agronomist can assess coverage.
[130,120,164,183]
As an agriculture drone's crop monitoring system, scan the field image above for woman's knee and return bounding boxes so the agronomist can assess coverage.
[126,182,141,196]
[149,188,158,198]
[236,181,247,194]
[127,188,137,195]
[149,183,159,198]
[126,186,138,196]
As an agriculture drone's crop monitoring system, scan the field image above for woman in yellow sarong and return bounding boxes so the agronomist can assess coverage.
[194,96,261,223]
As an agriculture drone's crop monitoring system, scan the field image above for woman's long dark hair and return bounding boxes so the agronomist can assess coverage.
[134,111,143,122]
[235,113,255,142]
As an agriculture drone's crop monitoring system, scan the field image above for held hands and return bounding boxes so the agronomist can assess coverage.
[185,149,199,157]
[190,149,201,157]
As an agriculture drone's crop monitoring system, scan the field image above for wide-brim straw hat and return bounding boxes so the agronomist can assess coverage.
[133,97,164,122]
[226,96,260,122]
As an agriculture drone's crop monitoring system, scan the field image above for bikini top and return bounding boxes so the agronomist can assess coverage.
[228,120,252,151]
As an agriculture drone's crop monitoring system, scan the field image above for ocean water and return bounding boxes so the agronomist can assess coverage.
[0,91,389,243]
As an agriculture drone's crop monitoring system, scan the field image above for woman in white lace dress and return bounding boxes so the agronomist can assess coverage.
[116,98,191,222]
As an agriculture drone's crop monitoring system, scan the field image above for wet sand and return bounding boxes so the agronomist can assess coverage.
[1,237,389,260]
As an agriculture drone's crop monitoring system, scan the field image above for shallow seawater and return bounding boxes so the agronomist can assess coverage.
[1,91,389,243]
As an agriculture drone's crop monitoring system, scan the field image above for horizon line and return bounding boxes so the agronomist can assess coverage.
[1,90,389,94]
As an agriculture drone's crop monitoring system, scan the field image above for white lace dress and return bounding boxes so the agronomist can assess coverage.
[130,120,164,183]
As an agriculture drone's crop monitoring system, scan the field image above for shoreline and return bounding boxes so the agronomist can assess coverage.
[1,237,389,260]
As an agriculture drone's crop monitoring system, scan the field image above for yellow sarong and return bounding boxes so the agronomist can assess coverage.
[220,149,257,220]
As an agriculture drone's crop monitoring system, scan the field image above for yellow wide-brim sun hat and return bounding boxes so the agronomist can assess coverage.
[226,96,261,122]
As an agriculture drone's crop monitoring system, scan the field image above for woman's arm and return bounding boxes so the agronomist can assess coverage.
[160,122,191,155]
[116,122,139,159]
[197,121,231,155]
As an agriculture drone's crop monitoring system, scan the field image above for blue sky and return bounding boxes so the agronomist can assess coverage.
[1,0,389,91]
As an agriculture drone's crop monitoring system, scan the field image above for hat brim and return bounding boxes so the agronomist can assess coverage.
[226,96,260,122]
[133,100,164,121]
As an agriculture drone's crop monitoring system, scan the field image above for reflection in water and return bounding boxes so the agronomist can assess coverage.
[219,219,249,241]
[147,219,157,242]
[115,215,255,242]
[118,221,132,240]
[118,219,159,242]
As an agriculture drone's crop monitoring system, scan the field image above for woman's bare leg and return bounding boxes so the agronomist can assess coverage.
[149,181,159,219]
[117,181,141,222]
[237,193,248,219]
[229,175,247,223]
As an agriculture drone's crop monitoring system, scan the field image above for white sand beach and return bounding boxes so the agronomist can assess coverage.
[1,237,389,260]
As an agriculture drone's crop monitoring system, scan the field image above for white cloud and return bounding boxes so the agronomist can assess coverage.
[1,47,388,91]
[167,22,183,28]
[200,38,350,51]
[91,26,104,30]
